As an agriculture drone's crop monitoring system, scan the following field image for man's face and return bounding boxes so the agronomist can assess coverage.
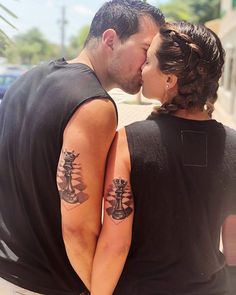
[108,16,159,94]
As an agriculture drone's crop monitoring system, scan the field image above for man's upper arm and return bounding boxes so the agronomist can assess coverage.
[57,98,117,234]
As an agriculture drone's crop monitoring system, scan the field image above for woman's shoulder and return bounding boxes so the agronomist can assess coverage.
[125,119,159,134]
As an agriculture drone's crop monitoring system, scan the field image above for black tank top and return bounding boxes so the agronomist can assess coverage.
[0,58,117,295]
[114,114,236,295]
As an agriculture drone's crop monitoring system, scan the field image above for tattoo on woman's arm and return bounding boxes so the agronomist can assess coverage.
[105,177,133,224]
[57,150,88,205]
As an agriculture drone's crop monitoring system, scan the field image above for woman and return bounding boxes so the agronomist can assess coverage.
[91,22,236,295]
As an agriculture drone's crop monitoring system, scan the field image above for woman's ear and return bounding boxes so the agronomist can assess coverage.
[166,74,178,90]
[102,29,117,50]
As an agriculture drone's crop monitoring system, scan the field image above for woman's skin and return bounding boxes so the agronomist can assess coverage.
[89,33,193,295]
[90,33,236,295]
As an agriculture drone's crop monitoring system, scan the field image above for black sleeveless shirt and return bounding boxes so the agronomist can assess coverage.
[0,58,117,295]
[114,114,236,295]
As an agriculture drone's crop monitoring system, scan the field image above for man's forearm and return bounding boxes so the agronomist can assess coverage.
[63,228,99,290]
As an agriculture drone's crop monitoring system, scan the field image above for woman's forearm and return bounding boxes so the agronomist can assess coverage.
[91,237,130,295]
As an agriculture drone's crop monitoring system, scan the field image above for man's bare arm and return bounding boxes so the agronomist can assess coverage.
[57,98,117,289]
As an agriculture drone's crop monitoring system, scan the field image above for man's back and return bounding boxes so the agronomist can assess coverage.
[0,59,115,294]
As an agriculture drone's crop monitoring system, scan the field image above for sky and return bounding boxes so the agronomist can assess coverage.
[2,0,165,45]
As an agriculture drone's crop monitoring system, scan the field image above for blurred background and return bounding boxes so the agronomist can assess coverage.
[0,0,236,126]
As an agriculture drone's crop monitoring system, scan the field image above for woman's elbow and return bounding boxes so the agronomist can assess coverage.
[100,239,131,257]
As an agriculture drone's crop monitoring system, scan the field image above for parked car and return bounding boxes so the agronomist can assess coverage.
[0,71,24,101]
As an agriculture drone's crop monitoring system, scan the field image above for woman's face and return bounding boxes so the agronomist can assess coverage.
[141,34,168,102]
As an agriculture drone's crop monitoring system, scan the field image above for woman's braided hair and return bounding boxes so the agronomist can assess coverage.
[153,22,225,116]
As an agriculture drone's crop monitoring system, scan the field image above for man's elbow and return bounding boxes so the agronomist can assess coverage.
[62,223,101,247]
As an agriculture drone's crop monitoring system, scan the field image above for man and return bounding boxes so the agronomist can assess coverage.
[0,0,164,294]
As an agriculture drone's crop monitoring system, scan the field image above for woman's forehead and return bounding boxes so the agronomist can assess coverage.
[148,34,161,55]
[152,33,162,48]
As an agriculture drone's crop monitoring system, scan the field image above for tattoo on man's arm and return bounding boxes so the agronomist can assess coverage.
[105,177,133,224]
[57,150,88,205]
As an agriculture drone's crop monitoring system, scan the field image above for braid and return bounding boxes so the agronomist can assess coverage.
[153,22,225,117]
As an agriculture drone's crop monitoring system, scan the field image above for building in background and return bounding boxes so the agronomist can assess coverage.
[217,0,236,124]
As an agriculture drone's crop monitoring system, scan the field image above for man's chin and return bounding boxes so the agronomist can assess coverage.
[121,85,141,95]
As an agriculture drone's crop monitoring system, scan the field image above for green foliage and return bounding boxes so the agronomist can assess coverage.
[3,24,91,65]
[67,25,90,58]
[159,0,221,23]
[0,3,17,29]
[0,2,18,53]
[5,28,60,65]
[189,0,220,23]
[1,2,61,65]
[0,33,11,56]
[159,0,191,22]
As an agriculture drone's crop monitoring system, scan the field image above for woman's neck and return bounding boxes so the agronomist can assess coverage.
[173,109,211,121]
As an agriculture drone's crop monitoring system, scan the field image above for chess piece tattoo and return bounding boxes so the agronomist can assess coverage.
[57,150,88,205]
[105,177,133,223]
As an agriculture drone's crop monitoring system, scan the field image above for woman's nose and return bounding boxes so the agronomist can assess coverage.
[141,62,146,72]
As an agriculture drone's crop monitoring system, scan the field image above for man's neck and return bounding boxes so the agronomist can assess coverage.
[66,50,94,69]
[66,49,115,92]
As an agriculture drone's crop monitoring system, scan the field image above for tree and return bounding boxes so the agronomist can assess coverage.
[5,28,60,65]
[0,33,10,56]
[0,2,17,56]
[189,0,220,24]
[159,0,220,23]
[0,2,17,38]
[159,0,191,22]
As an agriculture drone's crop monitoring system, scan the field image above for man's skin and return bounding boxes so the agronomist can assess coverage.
[58,99,117,289]
[57,15,159,290]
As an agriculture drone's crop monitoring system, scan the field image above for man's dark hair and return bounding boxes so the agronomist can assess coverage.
[84,0,165,46]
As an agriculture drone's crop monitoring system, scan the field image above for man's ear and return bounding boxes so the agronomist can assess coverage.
[166,74,178,90]
[102,29,117,50]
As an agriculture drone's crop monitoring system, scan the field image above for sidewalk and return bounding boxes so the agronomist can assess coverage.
[116,103,154,128]
[109,89,236,129]
[214,102,236,129]
[109,88,159,128]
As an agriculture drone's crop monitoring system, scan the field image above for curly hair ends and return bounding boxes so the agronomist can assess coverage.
[155,21,225,116]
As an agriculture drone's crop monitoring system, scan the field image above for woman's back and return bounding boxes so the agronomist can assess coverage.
[113,115,236,294]
[91,22,236,295]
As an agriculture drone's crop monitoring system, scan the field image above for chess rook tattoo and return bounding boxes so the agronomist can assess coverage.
[105,177,133,223]
[57,150,88,205]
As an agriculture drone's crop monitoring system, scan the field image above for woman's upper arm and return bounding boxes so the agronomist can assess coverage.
[101,127,134,246]
[222,215,236,265]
